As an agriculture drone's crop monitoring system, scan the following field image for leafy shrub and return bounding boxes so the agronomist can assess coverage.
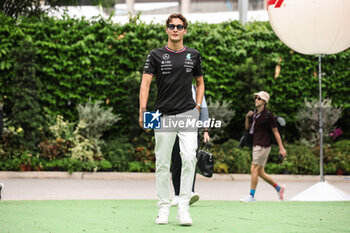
[37,99,119,172]
[41,158,99,173]
[130,132,156,172]
[0,158,21,171]
[283,143,319,174]
[265,161,294,175]
[70,121,100,162]
[128,161,155,172]
[49,115,74,141]
[0,150,42,171]
[76,99,120,139]
[323,140,350,175]
[296,99,342,146]
[0,120,25,159]
[212,139,251,174]
[38,115,73,160]
[8,37,44,149]
[212,140,319,175]
[38,138,71,160]
[70,99,119,162]
[98,160,113,171]
[265,146,294,174]
[102,137,133,171]
[206,98,235,143]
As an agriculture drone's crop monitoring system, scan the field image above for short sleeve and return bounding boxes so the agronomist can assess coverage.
[143,51,156,75]
[193,51,203,78]
[269,112,278,129]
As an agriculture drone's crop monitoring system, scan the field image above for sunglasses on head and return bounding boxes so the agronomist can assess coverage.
[168,24,185,31]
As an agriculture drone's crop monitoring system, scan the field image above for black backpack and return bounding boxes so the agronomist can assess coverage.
[265,111,286,145]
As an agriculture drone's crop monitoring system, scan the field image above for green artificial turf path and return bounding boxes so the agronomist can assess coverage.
[1,200,349,233]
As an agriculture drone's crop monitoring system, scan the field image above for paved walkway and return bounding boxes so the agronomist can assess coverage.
[1,172,350,201]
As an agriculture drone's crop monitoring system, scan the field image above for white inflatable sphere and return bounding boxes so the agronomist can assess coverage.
[267,0,350,55]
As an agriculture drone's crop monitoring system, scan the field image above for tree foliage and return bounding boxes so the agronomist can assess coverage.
[0,13,349,144]
[9,36,44,149]
[0,0,78,18]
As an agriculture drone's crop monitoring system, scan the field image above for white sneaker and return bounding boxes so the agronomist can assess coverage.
[171,196,179,206]
[240,195,256,202]
[155,206,169,225]
[190,192,200,205]
[0,183,3,200]
[177,205,192,226]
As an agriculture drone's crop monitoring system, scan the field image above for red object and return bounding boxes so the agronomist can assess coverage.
[20,164,27,171]
[337,169,344,175]
[275,0,284,8]
[267,0,284,8]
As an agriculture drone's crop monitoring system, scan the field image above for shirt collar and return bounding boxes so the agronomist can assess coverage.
[165,45,187,53]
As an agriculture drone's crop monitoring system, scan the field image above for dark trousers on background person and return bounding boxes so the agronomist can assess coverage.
[171,135,199,195]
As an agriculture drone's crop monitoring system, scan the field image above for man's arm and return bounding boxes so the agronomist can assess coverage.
[272,127,287,158]
[195,76,204,111]
[139,73,153,128]
[245,111,254,130]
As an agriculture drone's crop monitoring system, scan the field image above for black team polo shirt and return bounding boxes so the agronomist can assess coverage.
[143,45,203,115]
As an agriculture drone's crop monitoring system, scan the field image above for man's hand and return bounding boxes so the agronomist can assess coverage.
[139,73,152,129]
[195,105,201,112]
[203,131,210,143]
[279,147,287,158]
[245,110,254,130]
[246,110,254,118]
[138,112,143,128]
[138,112,151,132]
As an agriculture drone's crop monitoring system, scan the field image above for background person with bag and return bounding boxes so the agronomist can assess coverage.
[240,91,287,202]
[170,84,210,207]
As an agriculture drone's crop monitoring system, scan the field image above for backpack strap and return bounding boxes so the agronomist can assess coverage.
[264,110,273,129]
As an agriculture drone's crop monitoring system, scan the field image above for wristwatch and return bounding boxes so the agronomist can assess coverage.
[196,103,201,108]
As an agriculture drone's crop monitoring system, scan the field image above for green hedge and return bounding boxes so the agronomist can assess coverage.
[1,13,349,143]
[212,139,350,175]
[323,140,350,175]
[0,13,349,174]
[1,137,349,175]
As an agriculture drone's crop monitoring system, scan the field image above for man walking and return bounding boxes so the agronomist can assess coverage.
[139,14,205,225]
[240,91,287,202]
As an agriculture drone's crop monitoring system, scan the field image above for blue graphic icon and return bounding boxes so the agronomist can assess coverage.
[143,110,161,129]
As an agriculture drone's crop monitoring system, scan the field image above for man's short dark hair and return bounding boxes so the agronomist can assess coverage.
[166,13,188,29]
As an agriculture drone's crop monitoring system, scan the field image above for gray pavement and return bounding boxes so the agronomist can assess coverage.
[0,172,350,201]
